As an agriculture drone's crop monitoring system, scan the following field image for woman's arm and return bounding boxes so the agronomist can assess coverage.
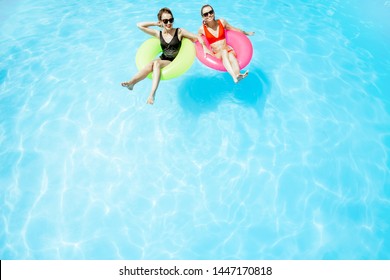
[196,26,214,57]
[137,21,161,37]
[179,28,199,42]
[180,28,208,48]
[221,19,254,36]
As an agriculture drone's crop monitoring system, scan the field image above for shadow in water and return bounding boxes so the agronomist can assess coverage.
[0,68,7,84]
[178,68,271,116]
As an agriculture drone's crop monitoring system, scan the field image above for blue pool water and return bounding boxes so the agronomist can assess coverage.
[1,0,390,260]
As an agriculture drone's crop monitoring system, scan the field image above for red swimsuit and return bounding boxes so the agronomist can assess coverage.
[203,20,235,55]
[203,19,225,44]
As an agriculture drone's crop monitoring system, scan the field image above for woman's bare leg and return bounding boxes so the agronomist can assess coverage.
[121,61,154,90]
[220,50,239,83]
[228,52,240,76]
[228,52,249,83]
[147,59,171,105]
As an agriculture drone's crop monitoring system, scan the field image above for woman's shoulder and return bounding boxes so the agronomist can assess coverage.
[218,18,227,25]
[176,27,184,36]
[176,27,185,39]
[198,25,205,34]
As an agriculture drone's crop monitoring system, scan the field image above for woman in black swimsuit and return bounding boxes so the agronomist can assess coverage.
[121,7,199,105]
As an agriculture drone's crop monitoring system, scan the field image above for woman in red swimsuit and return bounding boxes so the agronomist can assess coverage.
[198,5,254,83]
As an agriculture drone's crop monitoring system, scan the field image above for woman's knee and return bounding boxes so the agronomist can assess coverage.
[228,52,238,63]
[144,61,154,72]
[153,60,162,70]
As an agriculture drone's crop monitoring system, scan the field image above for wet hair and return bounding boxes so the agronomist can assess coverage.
[157,7,173,20]
[200,4,213,16]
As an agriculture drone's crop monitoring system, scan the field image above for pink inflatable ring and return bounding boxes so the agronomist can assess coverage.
[195,30,253,72]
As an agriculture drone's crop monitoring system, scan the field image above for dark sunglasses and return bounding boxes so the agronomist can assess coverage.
[202,9,214,17]
[162,18,174,24]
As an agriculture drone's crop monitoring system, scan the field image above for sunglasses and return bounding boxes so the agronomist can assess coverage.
[202,9,214,17]
[162,18,174,24]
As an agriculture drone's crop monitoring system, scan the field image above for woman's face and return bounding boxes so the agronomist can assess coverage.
[160,12,174,30]
[201,6,214,23]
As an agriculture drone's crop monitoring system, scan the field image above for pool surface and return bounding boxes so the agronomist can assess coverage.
[1,0,390,259]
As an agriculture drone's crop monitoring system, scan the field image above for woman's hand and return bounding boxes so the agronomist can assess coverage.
[202,45,214,58]
[243,31,255,36]
[196,34,214,58]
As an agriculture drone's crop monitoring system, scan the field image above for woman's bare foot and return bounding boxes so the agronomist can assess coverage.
[121,82,134,90]
[147,95,155,105]
[236,70,249,83]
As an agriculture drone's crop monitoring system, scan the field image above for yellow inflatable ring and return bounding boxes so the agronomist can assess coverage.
[135,37,195,80]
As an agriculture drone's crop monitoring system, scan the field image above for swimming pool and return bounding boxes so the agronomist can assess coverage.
[1,0,389,259]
